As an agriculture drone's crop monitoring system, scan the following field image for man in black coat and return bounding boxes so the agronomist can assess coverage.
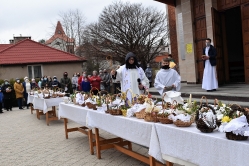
[202,38,218,92]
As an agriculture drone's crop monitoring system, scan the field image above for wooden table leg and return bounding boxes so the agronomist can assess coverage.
[88,129,94,155]
[46,112,49,126]
[128,141,132,150]
[30,104,33,114]
[36,110,40,120]
[166,161,173,166]
[52,106,56,117]
[64,118,68,139]
[149,156,156,166]
[94,128,101,159]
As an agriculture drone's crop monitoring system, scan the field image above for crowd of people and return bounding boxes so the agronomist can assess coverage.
[0,51,185,114]
[0,69,122,113]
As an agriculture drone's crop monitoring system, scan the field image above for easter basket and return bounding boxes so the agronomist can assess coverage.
[225,104,248,140]
[135,108,146,119]
[43,89,50,99]
[195,96,217,133]
[173,119,193,127]
[157,98,175,124]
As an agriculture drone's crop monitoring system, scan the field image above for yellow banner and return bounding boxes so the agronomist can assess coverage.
[186,43,192,53]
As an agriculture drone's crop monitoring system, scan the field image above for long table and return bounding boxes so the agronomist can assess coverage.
[154,123,249,166]
[58,103,96,155]
[59,102,249,166]
[28,94,64,125]
[86,108,165,166]
[59,103,165,166]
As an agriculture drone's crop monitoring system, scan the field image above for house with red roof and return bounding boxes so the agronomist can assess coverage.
[0,39,85,80]
[45,21,75,54]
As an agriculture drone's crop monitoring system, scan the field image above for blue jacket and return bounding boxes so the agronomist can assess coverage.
[81,81,91,92]
[203,45,217,67]
[0,92,3,102]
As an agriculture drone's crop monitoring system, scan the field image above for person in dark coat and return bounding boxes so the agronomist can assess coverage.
[60,72,72,95]
[41,76,49,88]
[51,76,60,89]
[2,79,13,111]
[202,38,218,92]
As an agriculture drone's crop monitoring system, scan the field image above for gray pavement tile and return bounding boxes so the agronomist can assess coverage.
[0,107,180,166]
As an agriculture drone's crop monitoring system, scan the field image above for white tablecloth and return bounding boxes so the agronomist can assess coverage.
[27,94,35,104]
[32,96,64,113]
[58,103,91,126]
[86,110,163,163]
[154,123,249,166]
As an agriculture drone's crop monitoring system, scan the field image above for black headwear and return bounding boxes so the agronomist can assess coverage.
[125,52,139,69]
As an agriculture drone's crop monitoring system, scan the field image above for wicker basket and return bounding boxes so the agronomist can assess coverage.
[51,92,57,98]
[86,102,94,109]
[226,132,248,140]
[195,96,216,133]
[158,117,173,124]
[173,119,193,127]
[109,109,122,115]
[135,108,145,119]
[43,89,50,99]
[144,111,159,122]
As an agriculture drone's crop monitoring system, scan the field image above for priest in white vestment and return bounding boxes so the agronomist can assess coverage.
[111,52,149,101]
[154,58,181,95]
[201,38,218,92]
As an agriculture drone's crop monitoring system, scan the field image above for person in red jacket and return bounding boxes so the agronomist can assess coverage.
[78,71,87,91]
[89,70,102,95]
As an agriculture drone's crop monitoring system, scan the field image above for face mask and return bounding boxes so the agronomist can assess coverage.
[93,73,96,76]
[17,80,20,83]
[161,65,170,69]
[53,79,57,81]
[44,78,47,81]
[206,43,211,47]
[83,74,86,77]
[74,75,76,77]
[64,75,68,77]
[5,82,8,85]
[77,75,80,77]
[25,79,29,82]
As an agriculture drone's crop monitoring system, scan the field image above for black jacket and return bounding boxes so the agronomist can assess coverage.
[203,45,217,67]
[2,84,13,99]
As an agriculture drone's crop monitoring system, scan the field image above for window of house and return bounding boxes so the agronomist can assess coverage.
[28,65,42,78]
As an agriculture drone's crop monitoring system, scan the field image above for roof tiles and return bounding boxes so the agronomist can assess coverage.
[0,39,85,65]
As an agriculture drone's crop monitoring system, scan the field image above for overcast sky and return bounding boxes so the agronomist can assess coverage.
[0,0,166,44]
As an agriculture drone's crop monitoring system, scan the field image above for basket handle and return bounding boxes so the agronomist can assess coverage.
[162,92,167,109]
[229,103,241,108]
[214,98,219,107]
[200,96,208,106]
[90,87,99,96]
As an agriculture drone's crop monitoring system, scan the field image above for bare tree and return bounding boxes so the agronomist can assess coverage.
[59,9,86,55]
[83,1,169,69]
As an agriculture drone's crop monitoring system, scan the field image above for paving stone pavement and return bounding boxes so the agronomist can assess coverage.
[0,107,181,166]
